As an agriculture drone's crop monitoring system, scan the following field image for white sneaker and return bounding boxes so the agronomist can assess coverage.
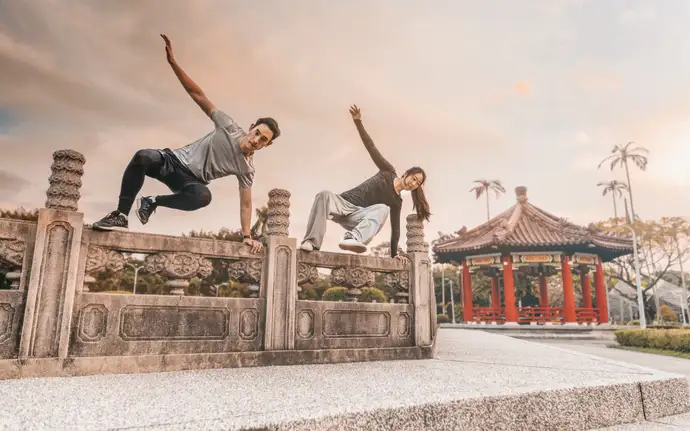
[300,241,315,251]
[339,236,367,253]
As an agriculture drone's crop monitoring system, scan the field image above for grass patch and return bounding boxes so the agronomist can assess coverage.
[610,345,690,360]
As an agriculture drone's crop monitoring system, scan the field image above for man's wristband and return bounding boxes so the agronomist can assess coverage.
[242,234,251,240]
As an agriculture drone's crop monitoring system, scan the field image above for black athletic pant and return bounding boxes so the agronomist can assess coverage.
[117,149,212,215]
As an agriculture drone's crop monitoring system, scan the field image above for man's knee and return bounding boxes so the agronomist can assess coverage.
[184,184,212,210]
[131,149,159,167]
[196,187,212,208]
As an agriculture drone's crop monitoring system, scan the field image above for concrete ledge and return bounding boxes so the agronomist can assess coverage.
[640,377,690,419]
[0,345,433,380]
[254,382,650,431]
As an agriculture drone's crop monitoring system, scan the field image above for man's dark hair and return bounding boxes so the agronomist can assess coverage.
[254,117,281,142]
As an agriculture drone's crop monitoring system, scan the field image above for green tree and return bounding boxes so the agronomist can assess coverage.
[469,179,506,221]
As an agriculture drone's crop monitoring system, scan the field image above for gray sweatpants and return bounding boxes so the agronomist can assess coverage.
[302,191,390,249]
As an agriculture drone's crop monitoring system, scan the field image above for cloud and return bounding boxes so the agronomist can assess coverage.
[0,170,31,198]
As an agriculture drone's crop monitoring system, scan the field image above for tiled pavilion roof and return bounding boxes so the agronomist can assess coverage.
[433,186,634,263]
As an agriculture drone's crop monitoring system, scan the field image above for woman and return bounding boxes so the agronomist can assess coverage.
[300,105,431,259]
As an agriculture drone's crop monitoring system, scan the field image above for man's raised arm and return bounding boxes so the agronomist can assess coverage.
[161,34,216,118]
[349,105,395,173]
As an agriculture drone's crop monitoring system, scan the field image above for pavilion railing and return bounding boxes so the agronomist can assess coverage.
[472,307,504,323]
[518,307,562,324]
[575,308,599,324]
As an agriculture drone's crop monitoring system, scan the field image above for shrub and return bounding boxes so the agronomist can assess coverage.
[322,287,347,302]
[628,320,640,326]
[358,287,388,303]
[437,314,451,323]
[660,305,679,322]
[614,329,690,353]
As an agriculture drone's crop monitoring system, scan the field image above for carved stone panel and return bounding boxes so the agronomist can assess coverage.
[77,304,108,343]
[0,303,15,344]
[239,308,259,341]
[297,263,319,286]
[85,246,125,274]
[45,149,85,212]
[119,306,230,341]
[0,239,25,270]
[330,267,375,288]
[397,312,411,338]
[31,221,72,357]
[296,309,315,339]
[228,259,262,284]
[322,310,391,338]
[144,252,213,279]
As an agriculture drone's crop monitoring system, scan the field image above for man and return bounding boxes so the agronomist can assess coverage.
[300,105,431,259]
[92,34,280,253]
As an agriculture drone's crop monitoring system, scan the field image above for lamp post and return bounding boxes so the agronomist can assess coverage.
[611,223,646,329]
[674,237,689,325]
[126,263,144,294]
[448,279,456,324]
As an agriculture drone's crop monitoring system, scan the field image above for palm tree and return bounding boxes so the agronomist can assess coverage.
[598,142,649,220]
[469,180,506,221]
[597,180,628,220]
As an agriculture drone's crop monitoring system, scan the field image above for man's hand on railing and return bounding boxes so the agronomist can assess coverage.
[394,254,410,266]
[243,237,263,253]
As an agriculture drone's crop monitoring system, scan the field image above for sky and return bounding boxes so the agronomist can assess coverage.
[1,0,690,253]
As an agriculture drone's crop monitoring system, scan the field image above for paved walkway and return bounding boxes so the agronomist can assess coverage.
[536,339,690,430]
[0,330,685,430]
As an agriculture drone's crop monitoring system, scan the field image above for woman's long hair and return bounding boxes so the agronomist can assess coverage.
[403,167,431,222]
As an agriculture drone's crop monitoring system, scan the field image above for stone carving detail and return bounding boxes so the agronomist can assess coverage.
[239,308,259,341]
[144,252,213,295]
[77,304,108,343]
[45,149,85,212]
[297,263,319,286]
[84,246,126,293]
[0,303,15,344]
[297,310,315,339]
[322,310,391,338]
[384,271,411,303]
[0,239,25,289]
[85,246,125,274]
[406,214,426,253]
[266,189,290,237]
[228,259,263,298]
[119,305,230,341]
[227,259,262,284]
[330,266,375,301]
[397,312,411,337]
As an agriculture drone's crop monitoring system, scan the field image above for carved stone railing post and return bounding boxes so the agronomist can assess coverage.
[406,214,432,347]
[144,252,212,296]
[19,150,86,360]
[83,246,126,293]
[262,189,297,351]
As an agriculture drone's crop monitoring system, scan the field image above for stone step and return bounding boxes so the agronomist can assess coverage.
[0,329,687,430]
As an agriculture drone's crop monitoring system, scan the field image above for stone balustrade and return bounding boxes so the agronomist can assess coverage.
[0,149,435,379]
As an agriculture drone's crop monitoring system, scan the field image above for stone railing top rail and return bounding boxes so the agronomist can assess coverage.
[297,250,408,272]
[85,228,262,260]
[0,218,37,239]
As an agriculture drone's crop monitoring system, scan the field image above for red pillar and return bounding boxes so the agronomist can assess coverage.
[561,256,577,323]
[502,256,518,323]
[581,269,593,309]
[491,277,500,308]
[462,259,473,322]
[595,259,609,323]
[538,276,548,307]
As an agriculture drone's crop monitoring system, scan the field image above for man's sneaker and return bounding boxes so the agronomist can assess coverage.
[92,211,128,232]
[136,196,157,225]
[339,233,367,254]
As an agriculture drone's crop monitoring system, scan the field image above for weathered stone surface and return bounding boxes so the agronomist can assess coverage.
[639,378,690,419]
[70,293,264,356]
[0,292,24,359]
[295,300,414,350]
[263,236,297,350]
[45,149,85,212]
[406,213,426,253]
[298,249,406,271]
[266,188,290,237]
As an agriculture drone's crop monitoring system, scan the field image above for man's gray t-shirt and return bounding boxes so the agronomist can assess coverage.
[172,110,254,188]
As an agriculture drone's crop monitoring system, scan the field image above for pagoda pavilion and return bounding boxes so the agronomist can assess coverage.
[432,186,634,325]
